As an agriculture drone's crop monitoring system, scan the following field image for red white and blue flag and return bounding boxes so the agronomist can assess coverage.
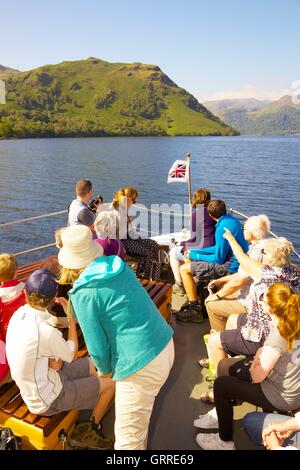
[167,160,189,183]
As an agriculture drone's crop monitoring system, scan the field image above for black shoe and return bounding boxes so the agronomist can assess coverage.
[175,303,204,323]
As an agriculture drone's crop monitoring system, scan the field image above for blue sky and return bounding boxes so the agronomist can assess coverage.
[0,0,299,101]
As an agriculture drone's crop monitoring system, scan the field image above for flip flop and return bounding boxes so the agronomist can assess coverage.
[199,391,215,405]
[198,358,209,368]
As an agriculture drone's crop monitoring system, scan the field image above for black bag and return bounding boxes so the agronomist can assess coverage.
[0,427,20,450]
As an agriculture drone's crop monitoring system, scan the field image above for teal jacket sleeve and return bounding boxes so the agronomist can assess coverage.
[71,296,112,375]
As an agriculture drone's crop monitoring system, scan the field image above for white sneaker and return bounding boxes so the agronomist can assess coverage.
[196,433,236,450]
[193,407,219,429]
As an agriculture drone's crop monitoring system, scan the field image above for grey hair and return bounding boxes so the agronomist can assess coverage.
[244,214,270,240]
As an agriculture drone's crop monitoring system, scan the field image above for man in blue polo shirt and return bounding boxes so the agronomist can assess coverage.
[175,200,248,323]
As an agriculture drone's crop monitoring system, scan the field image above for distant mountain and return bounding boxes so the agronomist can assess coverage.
[0,65,20,79]
[0,58,237,138]
[204,96,300,135]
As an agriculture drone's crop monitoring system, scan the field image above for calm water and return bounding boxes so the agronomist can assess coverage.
[0,136,300,264]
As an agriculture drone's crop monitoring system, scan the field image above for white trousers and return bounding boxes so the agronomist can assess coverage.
[114,339,175,450]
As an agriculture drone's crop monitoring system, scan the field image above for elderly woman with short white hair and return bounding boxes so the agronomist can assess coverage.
[204,214,271,334]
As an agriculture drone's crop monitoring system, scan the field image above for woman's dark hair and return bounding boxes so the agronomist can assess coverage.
[207,200,227,219]
[192,188,211,208]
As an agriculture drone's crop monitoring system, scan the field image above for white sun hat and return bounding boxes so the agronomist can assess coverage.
[58,225,103,269]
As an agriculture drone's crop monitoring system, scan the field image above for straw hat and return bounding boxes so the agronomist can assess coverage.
[58,225,103,269]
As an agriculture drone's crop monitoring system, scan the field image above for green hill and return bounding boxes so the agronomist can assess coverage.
[204,96,300,135]
[0,58,237,138]
[0,65,20,80]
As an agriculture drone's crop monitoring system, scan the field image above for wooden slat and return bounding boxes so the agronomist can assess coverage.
[0,384,20,409]
[13,403,30,420]
[152,283,172,306]
[16,256,58,282]
[36,412,68,437]
[0,382,14,396]
[2,393,23,415]
[148,283,163,299]
[24,412,40,424]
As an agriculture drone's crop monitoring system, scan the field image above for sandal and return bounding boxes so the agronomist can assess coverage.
[199,391,215,405]
[198,358,209,368]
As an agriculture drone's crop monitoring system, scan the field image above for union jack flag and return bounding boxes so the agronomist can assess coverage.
[167,160,189,183]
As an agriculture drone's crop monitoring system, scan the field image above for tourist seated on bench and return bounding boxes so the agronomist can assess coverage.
[194,283,300,450]
[112,187,161,280]
[204,214,271,332]
[170,188,215,296]
[243,410,300,450]
[5,268,115,450]
[206,233,300,375]
[0,254,26,386]
[174,200,248,323]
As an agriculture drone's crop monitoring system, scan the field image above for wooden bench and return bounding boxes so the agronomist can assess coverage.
[0,256,172,450]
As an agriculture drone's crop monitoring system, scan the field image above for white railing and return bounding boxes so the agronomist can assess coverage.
[1,206,299,259]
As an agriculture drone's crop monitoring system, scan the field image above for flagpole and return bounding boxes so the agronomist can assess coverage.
[186,153,192,218]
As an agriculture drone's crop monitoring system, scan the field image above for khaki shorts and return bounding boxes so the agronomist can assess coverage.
[44,357,100,416]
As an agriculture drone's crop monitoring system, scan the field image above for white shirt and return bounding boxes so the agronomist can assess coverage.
[6,305,75,414]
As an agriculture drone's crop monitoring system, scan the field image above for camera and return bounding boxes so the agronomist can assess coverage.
[88,195,103,213]
[207,283,218,294]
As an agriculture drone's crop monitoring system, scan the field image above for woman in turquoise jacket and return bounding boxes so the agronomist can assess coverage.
[58,225,174,450]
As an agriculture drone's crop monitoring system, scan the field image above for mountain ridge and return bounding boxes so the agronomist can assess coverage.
[0,57,237,138]
[204,96,300,135]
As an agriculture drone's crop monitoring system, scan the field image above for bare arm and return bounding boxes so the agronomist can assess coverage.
[216,273,251,298]
[223,228,262,282]
[56,297,78,359]
[263,417,300,448]
[250,346,281,383]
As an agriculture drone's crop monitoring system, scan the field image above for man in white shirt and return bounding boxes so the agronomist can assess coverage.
[6,268,115,450]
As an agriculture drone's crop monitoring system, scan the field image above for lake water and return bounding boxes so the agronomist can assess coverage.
[0,135,299,264]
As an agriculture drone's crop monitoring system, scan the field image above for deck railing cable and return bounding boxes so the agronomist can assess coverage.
[1,206,299,258]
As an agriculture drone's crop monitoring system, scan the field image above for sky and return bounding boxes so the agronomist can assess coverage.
[0,0,299,102]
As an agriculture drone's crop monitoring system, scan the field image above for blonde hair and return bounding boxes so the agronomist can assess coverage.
[266,283,300,350]
[112,187,139,210]
[58,267,84,285]
[263,237,293,267]
[192,188,211,208]
[244,214,270,240]
[26,292,55,309]
[0,253,18,282]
